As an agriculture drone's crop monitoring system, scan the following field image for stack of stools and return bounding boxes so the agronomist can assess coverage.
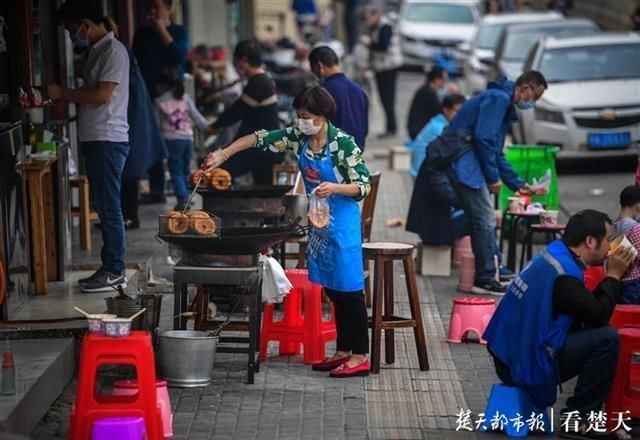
[260,269,337,364]
[363,242,429,373]
[452,236,472,269]
[482,384,551,437]
[113,380,173,438]
[606,327,640,430]
[457,254,475,293]
[447,297,496,345]
[69,331,164,440]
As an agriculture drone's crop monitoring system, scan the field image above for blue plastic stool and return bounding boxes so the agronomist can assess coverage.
[481,384,552,437]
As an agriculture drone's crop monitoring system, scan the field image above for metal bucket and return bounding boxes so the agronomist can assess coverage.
[105,294,162,332]
[158,330,218,388]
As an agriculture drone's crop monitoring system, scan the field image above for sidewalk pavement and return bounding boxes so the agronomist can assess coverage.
[29,71,607,439]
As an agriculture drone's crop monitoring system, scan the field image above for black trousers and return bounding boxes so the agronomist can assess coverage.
[375,68,398,134]
[148,161,165,198]
[324,288,369,355]
[491,325,620,413]
[121,177,140,222]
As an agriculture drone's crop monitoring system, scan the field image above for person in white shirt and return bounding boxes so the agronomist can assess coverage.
[47,0,130,293]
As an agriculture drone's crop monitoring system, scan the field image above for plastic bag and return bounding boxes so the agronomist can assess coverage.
[530,169,551,195]
[308,189,331,228]
[260,255,292,304]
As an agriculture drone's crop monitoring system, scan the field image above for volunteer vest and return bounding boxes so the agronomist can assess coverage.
[483,240,584,407]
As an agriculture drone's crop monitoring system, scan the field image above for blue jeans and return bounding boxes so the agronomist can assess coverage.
[494,326,620,413]
[82,141,129,274]
[166,139,193,201]
[621,278,640,304]
[452,181,497,283]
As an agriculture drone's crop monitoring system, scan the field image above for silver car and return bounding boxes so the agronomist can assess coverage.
[461,11,563,95]
[515,33,640,159]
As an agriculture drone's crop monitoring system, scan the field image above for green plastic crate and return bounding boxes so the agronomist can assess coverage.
[498,145,560,211]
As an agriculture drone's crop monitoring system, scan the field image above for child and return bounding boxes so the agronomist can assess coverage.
[155,72,210,211]
[613,185,640,304]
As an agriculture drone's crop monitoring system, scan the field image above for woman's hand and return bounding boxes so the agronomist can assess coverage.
[204,149,227,173]
[315,182,338,198]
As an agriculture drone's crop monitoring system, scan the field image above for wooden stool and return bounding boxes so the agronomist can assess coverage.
[363,242,429,374]
[70,176,97,251]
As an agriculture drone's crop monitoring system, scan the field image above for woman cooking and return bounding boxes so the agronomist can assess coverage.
[205,86,371,378]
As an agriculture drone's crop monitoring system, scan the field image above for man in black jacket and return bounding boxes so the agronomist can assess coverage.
[211,40,282,185]
[406,66,448,141]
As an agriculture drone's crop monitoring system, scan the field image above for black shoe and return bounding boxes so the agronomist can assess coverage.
[139,194,166,205]
[124,219,140,230]
[376,132,397,140]
[80,270,127,293]
[471,280,506,296]
[174,200,191,212]
[78,269,102,286]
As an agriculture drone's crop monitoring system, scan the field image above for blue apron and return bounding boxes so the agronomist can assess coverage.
[299,138,364,292]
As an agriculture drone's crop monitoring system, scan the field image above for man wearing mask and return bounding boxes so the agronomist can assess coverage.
[363,7,403,139]
[210,39,282,185]
[406,66,448,142]
[447,71,547,295]
[133,0,189,204]
[308,46,369,151]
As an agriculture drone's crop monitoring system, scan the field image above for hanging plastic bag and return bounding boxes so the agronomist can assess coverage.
[530,169,551,195]
[308,189,331,228]
[260,255,292,304]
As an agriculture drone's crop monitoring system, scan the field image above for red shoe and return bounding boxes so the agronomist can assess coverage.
[329,359,370,378]
[312,356,350,371]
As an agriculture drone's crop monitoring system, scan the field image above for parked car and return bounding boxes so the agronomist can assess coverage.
[492,18,599,81]
[514,33,640,159]
[398,0,482,71]
[461,11,563,95]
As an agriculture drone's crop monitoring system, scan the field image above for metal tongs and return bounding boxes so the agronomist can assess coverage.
[183,165,206,214]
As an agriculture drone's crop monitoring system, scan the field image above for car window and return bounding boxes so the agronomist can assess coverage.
[502,25,598,61]
[403,3,475,24]
[539,43,640,83]
[475,24,504,49]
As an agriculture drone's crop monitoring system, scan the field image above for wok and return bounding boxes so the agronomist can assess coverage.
[197,185,293,199]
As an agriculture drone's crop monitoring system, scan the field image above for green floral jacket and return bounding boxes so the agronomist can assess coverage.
[254,123,371,200]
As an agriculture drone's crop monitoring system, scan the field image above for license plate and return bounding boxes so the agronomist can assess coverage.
[587,132,631,149]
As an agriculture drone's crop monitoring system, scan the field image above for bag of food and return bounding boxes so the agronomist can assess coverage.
[308,190,330,228]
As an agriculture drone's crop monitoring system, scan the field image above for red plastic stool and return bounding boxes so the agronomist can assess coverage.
[447,297,496,345]
[585,266,605,292]
[452,236,472,269]
[113,380,173,438]
[458,254,475,293]
[605,327,640,430]
[69,331,164,440]
[610,305,640,330]
[260,269,336,364]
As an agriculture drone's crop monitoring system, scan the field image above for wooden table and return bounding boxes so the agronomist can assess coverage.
[17,158,57,295]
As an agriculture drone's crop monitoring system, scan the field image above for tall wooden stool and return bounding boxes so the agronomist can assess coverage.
[363,242,429,373]
[70,176,97,251]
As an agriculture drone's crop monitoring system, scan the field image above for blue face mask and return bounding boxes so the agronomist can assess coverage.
[517,100,535,110]
[70,25,89,51]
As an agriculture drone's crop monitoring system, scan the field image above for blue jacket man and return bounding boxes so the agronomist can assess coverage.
[483,210,632,435]
[446,72,548,295]
[309,46,369,151]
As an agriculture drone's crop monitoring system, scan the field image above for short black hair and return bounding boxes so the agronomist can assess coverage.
[515,70,548,90]
[57,0,102,24]
[293,86,336,120]
[620,185,640,208]
[309,46,339,68]
[234,40,262,67]
[562,209,612,247]
[442,94,466,109]
[426,66,446,83]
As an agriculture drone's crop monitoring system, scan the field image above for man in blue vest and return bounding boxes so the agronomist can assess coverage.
[484,210,633,437]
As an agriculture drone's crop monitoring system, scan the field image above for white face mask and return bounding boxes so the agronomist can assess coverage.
[297,118,322,135]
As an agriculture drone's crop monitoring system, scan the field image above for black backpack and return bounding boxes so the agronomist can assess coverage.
[424,128,472,171]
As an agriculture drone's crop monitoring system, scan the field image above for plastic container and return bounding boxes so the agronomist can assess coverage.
[103,318,132,338]
[87,314,117,334]
[498,145,560,211]
[540,210,558,227]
